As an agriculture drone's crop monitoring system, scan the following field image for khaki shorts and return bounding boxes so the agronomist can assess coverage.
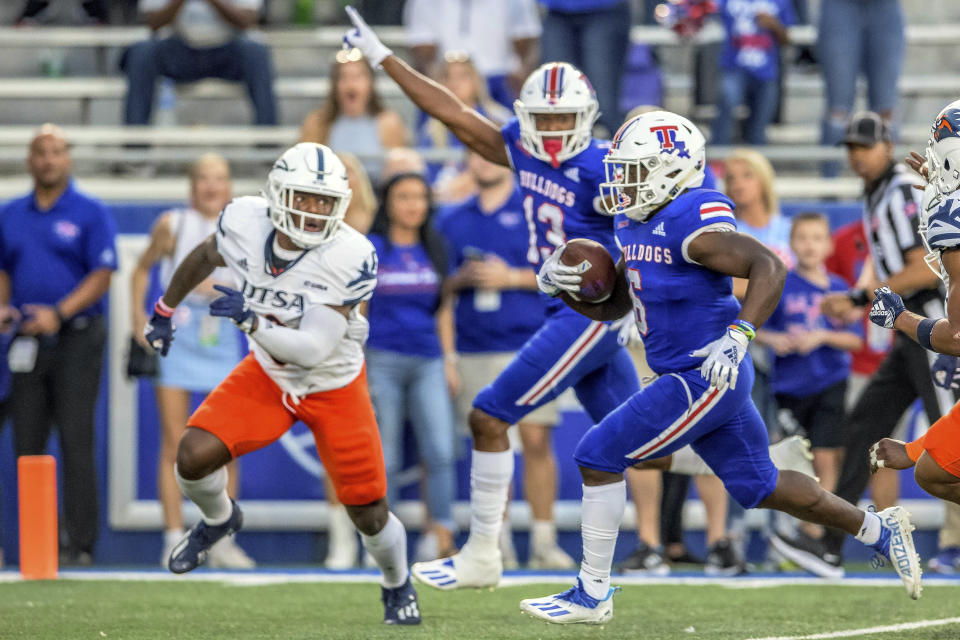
[455,351,560,428]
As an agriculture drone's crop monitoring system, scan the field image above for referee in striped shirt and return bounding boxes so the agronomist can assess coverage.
[817,112,949,566]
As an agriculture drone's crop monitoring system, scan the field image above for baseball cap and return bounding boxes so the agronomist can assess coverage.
[841,111,892,146]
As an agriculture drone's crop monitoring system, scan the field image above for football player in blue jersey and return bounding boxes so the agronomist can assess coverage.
[519,110,923,624]
[344,7,648,589]
[869,99,960,509]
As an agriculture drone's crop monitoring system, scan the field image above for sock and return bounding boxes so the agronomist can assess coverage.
[361,512,409,588]
[175,465,232,525]
[466,449,513,549]
[855,511,882,546]
[531,520,557,552]
[578,481,627,600]
[668,446,713,475]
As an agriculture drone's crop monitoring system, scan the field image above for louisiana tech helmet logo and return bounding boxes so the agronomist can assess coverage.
[933,108,960,142]
[649,125,690,159]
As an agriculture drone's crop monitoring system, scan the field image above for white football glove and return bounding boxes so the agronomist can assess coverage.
[690,328,750,390]
[616,316,642,349]
[537,244,587,297]
[346,309,370,345]
[343,6,393,68]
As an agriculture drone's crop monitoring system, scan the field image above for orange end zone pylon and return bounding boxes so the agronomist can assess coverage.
[18,455,58,580]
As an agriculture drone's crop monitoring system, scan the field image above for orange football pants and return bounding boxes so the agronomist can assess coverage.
[188,354,387,505]
[906,400,960,477]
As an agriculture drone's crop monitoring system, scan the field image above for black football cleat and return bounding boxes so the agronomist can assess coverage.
[168,500,244,574]
[381,577,421,625]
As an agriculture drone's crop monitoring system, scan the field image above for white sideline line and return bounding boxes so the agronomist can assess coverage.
[3,570,960,590]
[744,617,960,640]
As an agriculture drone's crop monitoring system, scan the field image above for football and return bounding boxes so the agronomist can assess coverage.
[559,238,618,303]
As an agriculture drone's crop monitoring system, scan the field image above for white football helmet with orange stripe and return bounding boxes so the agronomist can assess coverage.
[514,62,599,168]
[599,111,706,222]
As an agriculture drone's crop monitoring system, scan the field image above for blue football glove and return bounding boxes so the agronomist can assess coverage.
[931,353,960,389]
[869,286,906,329]
[690,328,750,390]
[209,284,256,333]
[143,303,175,356]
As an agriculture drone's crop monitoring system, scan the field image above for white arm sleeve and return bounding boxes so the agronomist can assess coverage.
[249,304,348,369]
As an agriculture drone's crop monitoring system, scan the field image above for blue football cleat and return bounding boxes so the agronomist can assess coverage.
[381,577,421,625]
[868,506,922,600]
[520,578,619,625]
[168,500,244,574]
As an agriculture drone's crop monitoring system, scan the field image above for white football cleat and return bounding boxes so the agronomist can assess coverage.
[520,578,618,625]
[528,542,577,570]
[770,435,817,479]
[871,506,923,600]
[411,544,502,590]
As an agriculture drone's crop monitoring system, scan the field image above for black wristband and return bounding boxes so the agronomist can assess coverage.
[847,289,870,306]
[917,318,939,351]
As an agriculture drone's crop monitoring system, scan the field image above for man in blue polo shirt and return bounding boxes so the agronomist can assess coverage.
[0,124,117,566]
[436,152,575,569]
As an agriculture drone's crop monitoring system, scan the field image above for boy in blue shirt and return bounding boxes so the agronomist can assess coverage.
[712,0,795,145]
[757,212,863,557]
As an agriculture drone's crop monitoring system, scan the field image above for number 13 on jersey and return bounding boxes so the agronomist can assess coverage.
[626,267,648,335]
[524,195,566,264]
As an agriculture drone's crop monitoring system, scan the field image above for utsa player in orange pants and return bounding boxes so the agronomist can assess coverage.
[143,143,420,625]
[868,100,960,509]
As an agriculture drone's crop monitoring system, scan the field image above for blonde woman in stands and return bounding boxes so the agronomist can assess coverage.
[131,154,254,569]
[322,150,378,568]
[300,48,409,184]
[418,53,511,202]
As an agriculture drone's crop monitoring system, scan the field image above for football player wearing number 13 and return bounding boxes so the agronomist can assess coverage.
[343,7,646,589]
[519,112,923,624]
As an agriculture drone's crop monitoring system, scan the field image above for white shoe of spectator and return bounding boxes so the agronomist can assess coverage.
[529,542,576,569]
[161,528,184,568]
[499,524,520,570]
[325,503,359,569]
[207,535,256,569]
[770,435,816,479]
[415,531,439,564]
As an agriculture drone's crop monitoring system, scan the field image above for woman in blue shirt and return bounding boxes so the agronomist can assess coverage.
[366,172,459,559]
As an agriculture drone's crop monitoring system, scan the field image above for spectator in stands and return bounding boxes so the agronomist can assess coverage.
[122,0,277,129]
[381,148,428,182]
[757,213,863,550]
[366,172,459,561]
[0,124,116,566]
[16,0,109,24]
[711,0,794,145]
[321,150,377,569]
[436,152,574,569]
[418,53,511,202]
[403,0,541,109]
[816,112,946,570]
[130,153,254,569]
[537,0,631,135]
[338,152,378,234]
[300,48,409,185]
[817,0,905,174]
[824,220,899,511]
[723,147,793,564]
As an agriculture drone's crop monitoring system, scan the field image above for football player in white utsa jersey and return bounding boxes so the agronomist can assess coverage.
[869,99,960,509]
[143,143,420,625]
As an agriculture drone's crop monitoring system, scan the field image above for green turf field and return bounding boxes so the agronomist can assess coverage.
[2,578,960,640]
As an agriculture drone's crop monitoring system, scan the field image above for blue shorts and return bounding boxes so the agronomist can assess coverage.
[158,303,242,392]
[574,354,778,509]
[473,306,638,425]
